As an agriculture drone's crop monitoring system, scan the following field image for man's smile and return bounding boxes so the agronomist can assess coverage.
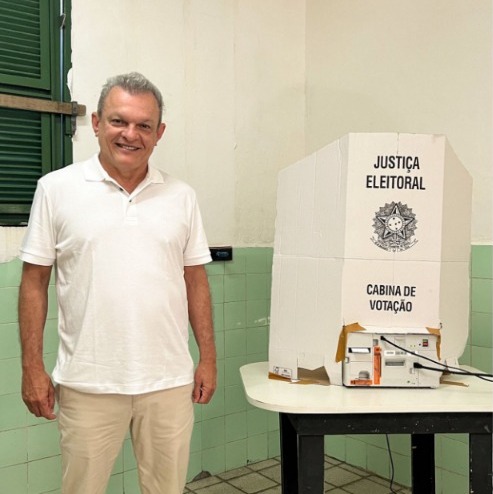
[116,143,140,151]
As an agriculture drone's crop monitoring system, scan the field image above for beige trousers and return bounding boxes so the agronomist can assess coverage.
[57,383,194,494]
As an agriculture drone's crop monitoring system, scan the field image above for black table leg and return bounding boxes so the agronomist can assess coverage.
[411,434,435,494]
[298,433,324,493]
[280,413,299,494]
[470,433,493,494]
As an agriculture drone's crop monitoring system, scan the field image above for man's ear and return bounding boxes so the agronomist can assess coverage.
[156,122,166,142]
[91,112,100,135]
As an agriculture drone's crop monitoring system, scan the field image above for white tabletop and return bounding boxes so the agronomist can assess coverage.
[240,362,493,414]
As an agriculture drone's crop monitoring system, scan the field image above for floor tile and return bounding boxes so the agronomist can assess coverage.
[228,472,277,493]
[185,455,408,494]
[324,465,362,486]
[194,483,244,494]
[343,477,397,494]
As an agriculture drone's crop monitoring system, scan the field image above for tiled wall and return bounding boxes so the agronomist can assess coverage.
[0,246,491,493]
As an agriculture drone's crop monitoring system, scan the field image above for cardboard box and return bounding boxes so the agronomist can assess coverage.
[268,133,472,385]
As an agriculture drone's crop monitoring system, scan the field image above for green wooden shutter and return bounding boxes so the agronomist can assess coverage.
[0,108,51,220]
[0,0,72,226]
[0,0,50,89]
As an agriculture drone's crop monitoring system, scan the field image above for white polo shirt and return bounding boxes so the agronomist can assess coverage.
[19,155,212,394]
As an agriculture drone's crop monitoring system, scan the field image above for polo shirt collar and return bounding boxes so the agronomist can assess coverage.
[82,154,165,185]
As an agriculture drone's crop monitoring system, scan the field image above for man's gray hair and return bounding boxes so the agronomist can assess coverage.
[97,72,164,124]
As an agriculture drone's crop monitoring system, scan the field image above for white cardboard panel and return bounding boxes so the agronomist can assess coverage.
[344,133,446,262]
[269,133,472,385]
[441,141,473,261]
[341,259,442,329]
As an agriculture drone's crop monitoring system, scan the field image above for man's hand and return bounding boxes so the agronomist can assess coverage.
[192,360,217,404]
[22,369,57,420]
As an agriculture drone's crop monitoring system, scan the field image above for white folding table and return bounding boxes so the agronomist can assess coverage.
[240,361,493,494]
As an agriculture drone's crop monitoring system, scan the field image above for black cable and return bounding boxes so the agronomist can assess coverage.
[385,434,398,494]
[413,362,493,382]
[379,335,493,382]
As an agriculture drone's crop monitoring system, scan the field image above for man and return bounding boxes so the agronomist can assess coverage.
[18,72,216,494]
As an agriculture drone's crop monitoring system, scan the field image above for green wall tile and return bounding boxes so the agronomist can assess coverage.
[0,323,21,359]
[0,428,27,467]
[201,445,225,474]
[224,385,248,414]
[471,245,493,279]
[201,417,225,449]
[208,275,224,304]
[122,468,140,494]
[436,469,468,494]
[246,351,268,364]
[0,259,22,288]
[392,452,411,487]
[471,345,493,373]
[107,473,124,494]
[0,287,18,324]
[123,438,137,471]
[27,456,61,494]
[224,356,247,386]
[190,422,202,453]
[366,444,390,480]
[201,387,225,420]
[215,333,225,359]
[246,274,269,300]
[0,393,27,431]
[247,433,268,463]
[187,451,202,481]
[437,436,468,475]
[246,300,269,327]
[344,437,367,470]
[225,250,246,274]
[225,329,247,358]
[212,303,224,332]
[0,358,21,395]
[28,422,60,461]
[471,278,493,313]
[111,445,123,474]
[325,435,346,461]
[225,412,247,442]
[267,411,279,432]
[0,463,28,494]
[247,327,268,355]
[387,434,411,457]
[225,439,247,471]
[43,319,59,355]
[46,286,58,320]
[205,261,225,276]
[224,301,246,329]
[267,430,280,457]
[247,409,268,436]
[245,248,272,274]
[224,274,246,302]
[471,312,493,347]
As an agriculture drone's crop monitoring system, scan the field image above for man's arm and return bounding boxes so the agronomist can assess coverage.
[184,264,216,404]
[18,261,56,419]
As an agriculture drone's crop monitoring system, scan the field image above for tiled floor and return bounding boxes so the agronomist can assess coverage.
[185,456,411,493]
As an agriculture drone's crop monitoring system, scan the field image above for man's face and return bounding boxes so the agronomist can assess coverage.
[91,87,166,179]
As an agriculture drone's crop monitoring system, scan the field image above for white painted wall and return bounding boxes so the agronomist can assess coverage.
[305,0,492,243]
[70,0,306,247]
[3,0,485,260]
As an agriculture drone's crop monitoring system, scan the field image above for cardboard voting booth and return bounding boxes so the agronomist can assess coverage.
[268,133,472,386]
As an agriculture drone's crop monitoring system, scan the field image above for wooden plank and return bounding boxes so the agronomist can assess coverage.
[0,94,86,116]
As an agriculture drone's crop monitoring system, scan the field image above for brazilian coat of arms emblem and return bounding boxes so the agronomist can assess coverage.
[371,201,418,252]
